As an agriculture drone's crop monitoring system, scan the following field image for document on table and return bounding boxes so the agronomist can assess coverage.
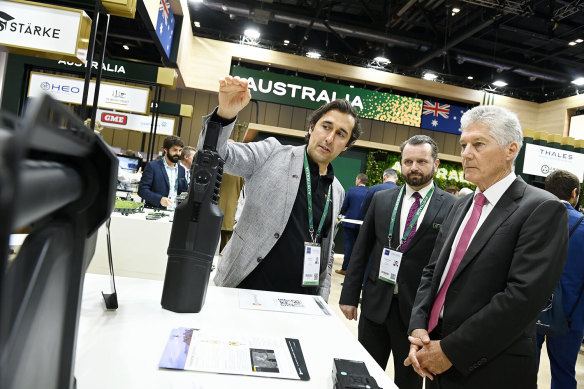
[238,290,331,316]
[159,328,310,381]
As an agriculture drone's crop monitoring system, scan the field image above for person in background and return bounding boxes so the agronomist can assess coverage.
[538,169,584,389]
[180,146,196,185]
[405,105,569,389]
[200,76,362,301]
[457,187,473,197]
[138,135,188,209]
[335,173,368,276]
[340,135,456,389]
[361,168,399,215]
[444,185,459,196]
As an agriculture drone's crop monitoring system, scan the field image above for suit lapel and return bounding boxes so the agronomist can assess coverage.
[284,146,305,219]
[159,160,170,190]
[390,188,404,249]
[452,178,525,281]
[404,185,444,252]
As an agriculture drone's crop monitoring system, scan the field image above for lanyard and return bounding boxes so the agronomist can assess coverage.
[304,151,332,243]
[388,185,434,249]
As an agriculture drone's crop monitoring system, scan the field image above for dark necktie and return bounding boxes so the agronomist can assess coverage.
[428,193,487,332]
[401,192,422,251]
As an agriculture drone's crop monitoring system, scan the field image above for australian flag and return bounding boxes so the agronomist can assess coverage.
[157,0,175,58]
[420,100,468,135]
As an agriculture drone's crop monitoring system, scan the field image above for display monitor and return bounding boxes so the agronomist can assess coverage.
[116,154,142,192]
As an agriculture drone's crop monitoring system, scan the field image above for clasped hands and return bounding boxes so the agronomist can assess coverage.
[404,329,452,380]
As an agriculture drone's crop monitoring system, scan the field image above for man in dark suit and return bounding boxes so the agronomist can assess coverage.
[138,135,188,209]
[339,135,456,389]
[538,170,584,389]
[360,168,399,215]
[405,105,569,389]
[335,173,368,275]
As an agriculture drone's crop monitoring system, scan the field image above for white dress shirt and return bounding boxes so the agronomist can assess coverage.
[437,172,517,313]
[163,157,179,202]
[399,181,435,242]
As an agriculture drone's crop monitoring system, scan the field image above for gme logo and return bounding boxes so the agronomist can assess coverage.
[101,112,127,125]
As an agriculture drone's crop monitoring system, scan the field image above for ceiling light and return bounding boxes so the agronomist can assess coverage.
[577,39,583,43]
[572,77,584,85]
[283,40,290,45]
[423,73,437,81]
[373,56,390,64]
[467,76,473,80]
[244,28,260,39]
[569,41,577,46]
[194,21,200,28]
[349,85,354,88]
[492,80,508,87]
[122,44,129,50]
[452,7,461,13]
[306,51,321,59]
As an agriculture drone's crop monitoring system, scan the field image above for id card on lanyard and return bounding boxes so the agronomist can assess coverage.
[379,185,433,284]
[301,151,331,288]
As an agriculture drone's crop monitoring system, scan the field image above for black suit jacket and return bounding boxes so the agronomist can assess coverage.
[408,177,569,386]
[340,184,456,328]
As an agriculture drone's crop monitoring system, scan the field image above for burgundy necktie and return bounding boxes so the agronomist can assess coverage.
[401,192,422,251]
[428,193,487,333]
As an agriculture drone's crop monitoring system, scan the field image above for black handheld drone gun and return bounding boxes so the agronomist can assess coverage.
[161,121,224,313]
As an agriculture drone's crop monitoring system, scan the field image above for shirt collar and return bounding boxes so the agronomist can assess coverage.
[163,156,177,170]
[305,147,334,181]
[405,180,434,199]
[476,172,516,207]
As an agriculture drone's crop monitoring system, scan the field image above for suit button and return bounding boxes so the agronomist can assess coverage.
[274,233,280,239]
[257,257,263,262]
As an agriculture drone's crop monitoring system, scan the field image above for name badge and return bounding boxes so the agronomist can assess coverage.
[302,242,321,287]
[379,248,403,284]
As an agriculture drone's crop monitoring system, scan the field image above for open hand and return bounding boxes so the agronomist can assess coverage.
[217,76,251,120]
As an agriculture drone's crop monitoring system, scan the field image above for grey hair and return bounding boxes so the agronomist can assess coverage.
[383,168,398,179]
[460,106,523,152]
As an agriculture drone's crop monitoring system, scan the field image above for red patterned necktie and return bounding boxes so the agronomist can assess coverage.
[428,193,487,333]
[401,192,422,251]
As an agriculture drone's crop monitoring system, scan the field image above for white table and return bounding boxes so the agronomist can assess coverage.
[88,211,174,280]
[75,274,398,389]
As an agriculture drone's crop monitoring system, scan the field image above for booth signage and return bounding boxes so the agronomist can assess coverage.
[0,0,90,62]
[230,66,423,127]
[96,108,175,135]
[523,143,584,182]
[27,72,151,114]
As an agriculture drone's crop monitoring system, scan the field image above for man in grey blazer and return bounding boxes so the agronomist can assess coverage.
[197,76,362,301]
[405,105,569,389]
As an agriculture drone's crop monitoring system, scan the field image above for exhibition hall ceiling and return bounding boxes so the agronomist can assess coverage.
[36,1,584,103]
[187,0,584,103]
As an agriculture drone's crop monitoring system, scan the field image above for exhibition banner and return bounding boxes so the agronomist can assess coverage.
[420,99,468,135]
[96,109,175,135]
[28,72,151,114]
[523,143,584,182]
[0,0,91,62]
[230,66,423,127]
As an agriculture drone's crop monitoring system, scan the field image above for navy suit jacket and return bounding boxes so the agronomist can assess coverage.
[341,185,368,229]
[138,158,188,208]
[360,181,398,215]
[561,202,584,331]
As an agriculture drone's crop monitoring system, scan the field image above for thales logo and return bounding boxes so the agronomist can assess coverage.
[0,11,14,32]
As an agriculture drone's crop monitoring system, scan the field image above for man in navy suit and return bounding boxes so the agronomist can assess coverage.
[538,169,584,389]
[360,168,399,215]
[138,135,188,209]
[335,173,368,275]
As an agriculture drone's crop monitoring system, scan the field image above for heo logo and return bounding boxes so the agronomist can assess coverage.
[101,112,127,125]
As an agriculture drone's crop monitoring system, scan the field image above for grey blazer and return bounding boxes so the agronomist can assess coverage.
[196,111,345,301]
